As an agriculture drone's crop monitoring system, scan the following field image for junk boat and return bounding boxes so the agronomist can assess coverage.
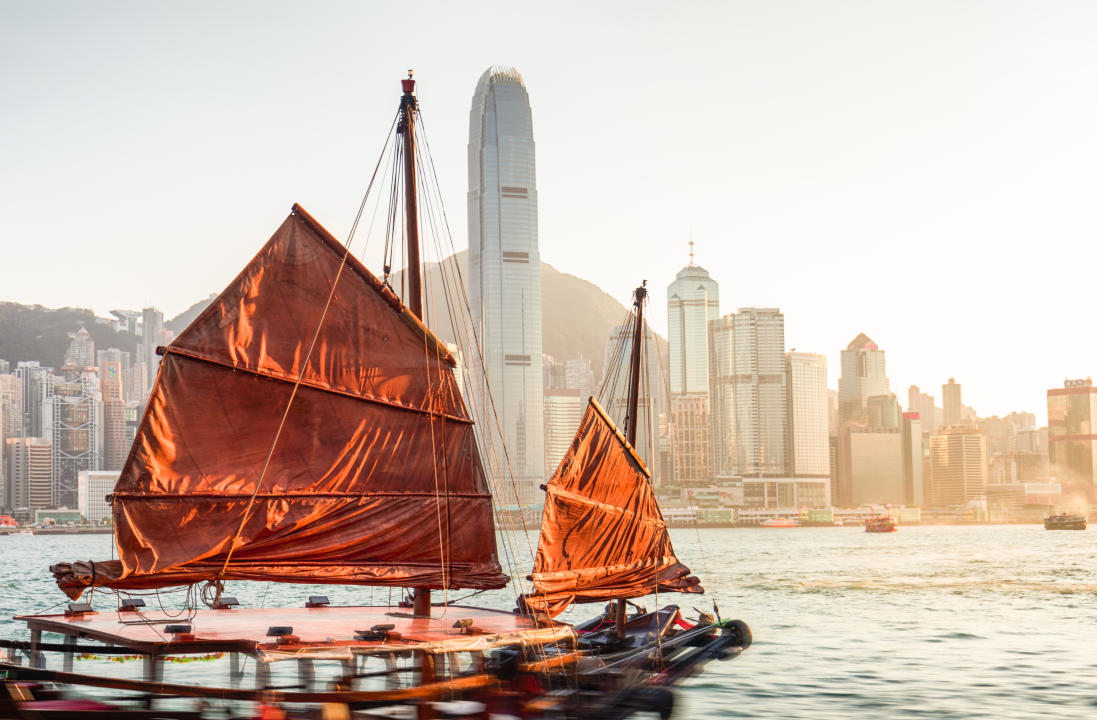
[1044,514,1087,530]
[0,73,750,720]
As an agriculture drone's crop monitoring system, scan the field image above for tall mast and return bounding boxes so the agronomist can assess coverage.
[617,281,647,638]
[399,70,423,320]
[399,72,430,619]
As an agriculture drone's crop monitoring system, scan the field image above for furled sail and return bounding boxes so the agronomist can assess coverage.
[53,205,507,599]
[519,398,701,618]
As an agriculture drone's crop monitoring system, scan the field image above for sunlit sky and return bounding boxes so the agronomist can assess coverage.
[3,1,1096,423]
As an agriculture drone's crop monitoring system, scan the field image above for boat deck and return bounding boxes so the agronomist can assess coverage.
[16,604,564,658]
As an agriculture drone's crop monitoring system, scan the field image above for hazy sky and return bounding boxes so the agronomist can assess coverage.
[3,1,1096,422]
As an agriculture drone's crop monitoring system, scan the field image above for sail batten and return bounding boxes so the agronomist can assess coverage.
[520,398,702,618]
[53,206,507,599]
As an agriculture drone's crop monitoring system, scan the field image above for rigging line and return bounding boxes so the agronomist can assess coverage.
[416,120,555,675]
[213,110,399,591]
[652,328,712,584]
[416,114,540,575]
[414,131,530,615]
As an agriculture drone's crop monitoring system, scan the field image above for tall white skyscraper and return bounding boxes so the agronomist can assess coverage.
[838,333,889,425]
[786,352,830,479]
[667,260,719,396]
[468,66,544,497]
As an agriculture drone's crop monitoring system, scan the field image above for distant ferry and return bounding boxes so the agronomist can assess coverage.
[760,517,801,528]
[1044,514,1086,530]
[865,515,898,533]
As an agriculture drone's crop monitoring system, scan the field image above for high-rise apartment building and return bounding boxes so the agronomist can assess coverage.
[708,308,788,477]
[141,307,165,391]
[468,66,543,501]
[15,362,53,438]
[543,389,584,478]
[6,437,52,510]
[787,352,830,479]
[930,427,987,506]
[1047,378,1097,487]
[943,378,963,427]
[63,327,95,368]
[667,261,719,396]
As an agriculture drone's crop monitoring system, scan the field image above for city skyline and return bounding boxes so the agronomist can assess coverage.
[5,2,1097,422]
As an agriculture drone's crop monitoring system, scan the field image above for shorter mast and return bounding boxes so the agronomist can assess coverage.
[616,281,647,637]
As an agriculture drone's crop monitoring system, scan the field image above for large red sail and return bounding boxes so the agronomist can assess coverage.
[53,205,507,599]
[520,399,701,618]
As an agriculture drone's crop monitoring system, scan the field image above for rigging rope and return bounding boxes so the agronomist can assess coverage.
[211,112,399,599]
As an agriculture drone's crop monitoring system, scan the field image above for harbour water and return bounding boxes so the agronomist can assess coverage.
[2,525,1095,718]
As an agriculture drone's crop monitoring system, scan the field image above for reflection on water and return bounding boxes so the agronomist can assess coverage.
[2,525,1096,718]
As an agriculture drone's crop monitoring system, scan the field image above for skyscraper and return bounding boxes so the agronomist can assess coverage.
[6,437,52,510]
[47,371,99,508]
[141,307,164,391]
[942,378,963,427]
[101,361,128,471]
[543,388,583,478]
[838,333,889,425]
[667,258,719,396]
[709,308,788,477]
[468,66,543,497]
[836,333,889,505]
[787,352,830,480]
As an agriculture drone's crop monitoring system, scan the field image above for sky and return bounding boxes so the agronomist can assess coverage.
[3,0,1096,423]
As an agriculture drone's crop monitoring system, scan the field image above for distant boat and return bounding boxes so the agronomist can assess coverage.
[865,515,898,533]
[1044,513,1086,530]
[760,517,801,528]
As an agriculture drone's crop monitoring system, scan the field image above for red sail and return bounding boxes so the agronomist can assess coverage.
[520,399,701,618]
[53,205,507,598]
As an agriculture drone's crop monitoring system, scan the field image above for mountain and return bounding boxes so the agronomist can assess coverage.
[3,257,663,383]
[0,303,138,369]
[394,251,664,380]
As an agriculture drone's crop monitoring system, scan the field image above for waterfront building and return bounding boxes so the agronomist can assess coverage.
[901,412,925,505]
[543,388,584,478]
[6,437,52,510]
[844,412,922,506]
[930,427,988,506]
[667,256,719,396]
[468,66,544,502]
[787,352,830,481]
[943,378,963,427]
[1047,378,1097,488]
[78,470,119,523]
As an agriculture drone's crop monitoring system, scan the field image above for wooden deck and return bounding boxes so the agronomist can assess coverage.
[16,605,566,658]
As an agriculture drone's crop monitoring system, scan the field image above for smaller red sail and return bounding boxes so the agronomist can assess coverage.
[520,398,701,618]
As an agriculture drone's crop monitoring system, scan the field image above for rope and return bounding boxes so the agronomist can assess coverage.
[212,111,399,594]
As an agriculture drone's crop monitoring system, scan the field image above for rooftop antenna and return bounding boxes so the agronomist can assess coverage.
[688,226,695,267]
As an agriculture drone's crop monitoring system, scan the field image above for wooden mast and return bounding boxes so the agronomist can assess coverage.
[400,71,430,620]
[616,281,647,637]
